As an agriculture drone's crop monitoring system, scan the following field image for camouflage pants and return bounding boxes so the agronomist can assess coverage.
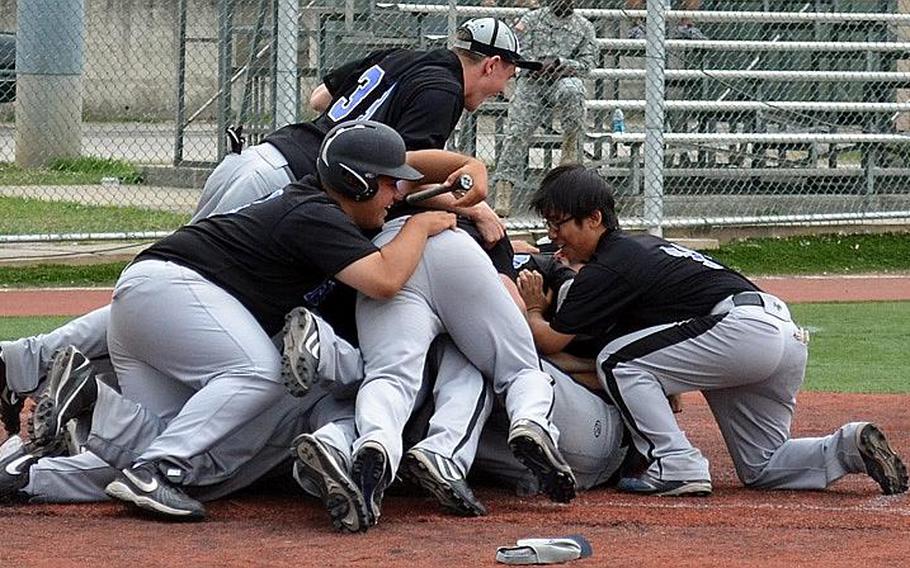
[494,76,586,187]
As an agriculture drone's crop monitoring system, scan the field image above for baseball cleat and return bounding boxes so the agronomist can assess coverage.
[0,434,43,503]
[292,433,369,533]
[281,307,321,397]
[401,447,487,517]
[617,473,712,497]
[351,441,390,527]
[508,419,576,504]
[105,462,205,521]
[857,423,908,495]
[27,346,98,455]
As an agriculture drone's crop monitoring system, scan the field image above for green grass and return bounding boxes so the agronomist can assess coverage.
[0,196,189,234]
[708,233,910,275]
[0,156,143,185]
[0,262,128,287]
[0,302,907,394]
[791,301,910,393]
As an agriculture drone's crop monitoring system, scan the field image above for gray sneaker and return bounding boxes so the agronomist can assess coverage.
[292,433,369,533]
[507,419,576,503]
[402,447,487,517]
[617,472,712,497]
[857,423,908,495]
[281,307,320,397]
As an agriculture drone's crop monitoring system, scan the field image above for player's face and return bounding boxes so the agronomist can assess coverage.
[545,212,598,263]
[465,58,517,111]
[347,176,405,229]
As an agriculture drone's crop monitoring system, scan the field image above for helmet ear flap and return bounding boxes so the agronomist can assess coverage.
[339,168,379,201]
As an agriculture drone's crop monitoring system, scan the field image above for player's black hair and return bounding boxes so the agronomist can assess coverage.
[530,164,619,230]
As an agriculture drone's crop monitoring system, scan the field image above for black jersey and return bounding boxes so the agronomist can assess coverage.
[263,48,465,180]
[551,231,758,349]
[136,176,378,336]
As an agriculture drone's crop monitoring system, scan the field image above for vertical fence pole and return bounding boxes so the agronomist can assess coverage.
[643,0,668,237]
[274,0,299,129]
[173,0,188,165]
[15,0,85,167]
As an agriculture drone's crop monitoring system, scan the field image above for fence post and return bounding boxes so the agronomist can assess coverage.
[274,0,300,129]
[15,0,85,168]
[643,0,668,237]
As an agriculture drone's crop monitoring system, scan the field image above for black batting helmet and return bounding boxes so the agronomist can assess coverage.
[317,120,423,201]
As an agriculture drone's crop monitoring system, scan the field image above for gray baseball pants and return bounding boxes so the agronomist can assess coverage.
[352,218,558,474]
[597,291,868,488]
[0,141,295,396]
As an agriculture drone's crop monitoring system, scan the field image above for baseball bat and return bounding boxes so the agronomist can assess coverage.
[404,173,474,204]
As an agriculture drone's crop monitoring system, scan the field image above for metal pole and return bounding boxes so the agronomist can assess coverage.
[448,0,458,48]
[217,0,235,160]
[15,0,85,167]
[173,0,188,165]
[643,0,668,237]
[274,0,300,129]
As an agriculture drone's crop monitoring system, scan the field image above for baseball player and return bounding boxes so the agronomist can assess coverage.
[0,16,535,436]
[523,164,908,496]
[491,0,596,216]
[0,122,459,522]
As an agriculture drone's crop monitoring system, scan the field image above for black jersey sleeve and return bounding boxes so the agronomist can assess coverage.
[271,200,379,278]
[394,87,463,150]
[550,263,637,338]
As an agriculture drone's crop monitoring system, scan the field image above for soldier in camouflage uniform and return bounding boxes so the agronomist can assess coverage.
[492,0,596,216]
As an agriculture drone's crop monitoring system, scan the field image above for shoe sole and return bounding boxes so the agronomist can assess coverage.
[653,481,713,497]
[402,451,486,517]
[293,435,369,533]
[26,398,66,457]
[281,308,319,398]
[352,446,387,526]
[859,424,909,495]
[508,429,576,504]
[105,480,205,521]
[28,347,95,449]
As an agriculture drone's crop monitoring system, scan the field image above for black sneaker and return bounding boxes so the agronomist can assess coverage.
[617,472,712,497]
[508,419,577,504]
[0,435,41,502]
[857,423,908,495]
[351,441,390,527]
[105,462,206,521]
[292,433,369,533]
[0,351,24,436]
[401,447,487,517]
[28,346,97,454]
[281,307,320,397]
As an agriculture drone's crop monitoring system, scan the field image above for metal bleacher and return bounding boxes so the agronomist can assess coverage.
[302,0,910,226]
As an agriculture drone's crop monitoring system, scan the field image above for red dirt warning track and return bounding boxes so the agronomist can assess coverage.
[2,277,909,567]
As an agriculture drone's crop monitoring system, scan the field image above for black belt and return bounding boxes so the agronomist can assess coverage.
[732,291,764,307]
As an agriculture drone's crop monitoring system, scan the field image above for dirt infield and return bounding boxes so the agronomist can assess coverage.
[2,277,909,566]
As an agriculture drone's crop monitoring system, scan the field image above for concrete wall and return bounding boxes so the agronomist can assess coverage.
[0,0,220,120]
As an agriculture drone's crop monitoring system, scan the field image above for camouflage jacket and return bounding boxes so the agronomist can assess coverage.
[514,7,597,80]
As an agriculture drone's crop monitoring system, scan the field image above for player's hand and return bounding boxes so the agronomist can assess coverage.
[467,201,505,247]
[517,269,552,313]
[449,158,488,208]
[408,211,457,237]
[511,240,539,254]
[668,393,683,414]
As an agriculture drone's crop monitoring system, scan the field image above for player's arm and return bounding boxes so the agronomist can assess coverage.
[334,211,456,299]
[309,83,332,113]
[401,149,489,205]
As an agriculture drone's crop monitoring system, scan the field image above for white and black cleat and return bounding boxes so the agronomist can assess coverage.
[105,462,205,521]
[0,435,42,503]
[508,419,577,504]
[616,473,712,497]
[28,346,98,454]
[858,423,908,495]
[351,441,390,527]
[402,447,487,517]
[281,307,321,397]
[292,433,369,533]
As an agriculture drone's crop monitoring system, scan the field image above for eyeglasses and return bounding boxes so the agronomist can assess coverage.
[544,216,575,232]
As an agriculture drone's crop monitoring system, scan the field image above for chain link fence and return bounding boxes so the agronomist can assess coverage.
[1,0,909,241]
